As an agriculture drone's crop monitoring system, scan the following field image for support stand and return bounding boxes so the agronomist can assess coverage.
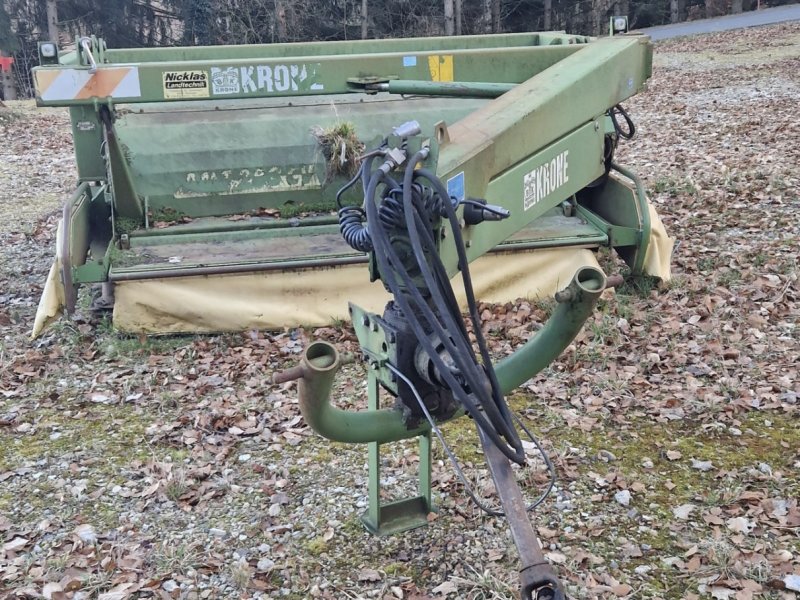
[360,369,434,536]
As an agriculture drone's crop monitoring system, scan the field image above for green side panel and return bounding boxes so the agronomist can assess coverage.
[106,129,143,221]
[66,184,92,267]
[113,94,489,218]
[447,120,605,272]
[35,45,584,107]
[576,166,651,273]
[105,32,586,63]
[69,106,104,180]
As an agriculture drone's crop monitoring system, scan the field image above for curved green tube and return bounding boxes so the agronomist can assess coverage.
[295,266,606,444]
[495,266,606,393]
[297,341,429,444]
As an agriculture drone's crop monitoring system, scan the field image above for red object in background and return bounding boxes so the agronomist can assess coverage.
[0,56,14,73]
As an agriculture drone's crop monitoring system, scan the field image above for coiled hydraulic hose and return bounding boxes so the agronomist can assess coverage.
[338,205,372,252]
[354,149,525,465]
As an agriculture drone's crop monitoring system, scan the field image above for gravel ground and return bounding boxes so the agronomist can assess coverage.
[1,23,799,600]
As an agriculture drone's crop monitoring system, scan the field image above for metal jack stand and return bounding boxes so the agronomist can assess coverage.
[360,369,434,536]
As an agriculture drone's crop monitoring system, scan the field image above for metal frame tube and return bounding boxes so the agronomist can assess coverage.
[274,341,429,444]
[494,266,607,394]
[279,267,608,445]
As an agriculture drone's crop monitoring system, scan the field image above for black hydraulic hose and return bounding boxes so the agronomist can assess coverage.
[338,205,372,252]
[412,168,524,463]
[335,163,364,210]
[401,186,516,453]
[406,207,523,462]
[337,149,399,253]
[610,103,635,140]
[365,155,523,464]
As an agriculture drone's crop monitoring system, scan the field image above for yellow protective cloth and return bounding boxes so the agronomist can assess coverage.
[112,248,602,334]
[30,219,66,339]
[31,200,673,337]
[643,203,674,282]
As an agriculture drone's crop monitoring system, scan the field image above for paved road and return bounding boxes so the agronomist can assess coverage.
[635,3,800,40]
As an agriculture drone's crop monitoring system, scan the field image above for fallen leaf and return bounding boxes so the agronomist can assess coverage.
[784,574,800,592]
[3,537,28,552]
[673,504,696,520]
[726,516,754,534]
[431,581,458,595]
[357,568,381,582]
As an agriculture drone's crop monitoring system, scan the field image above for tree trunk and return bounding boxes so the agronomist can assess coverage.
[455,0,462,35]
[544,0,552,29]
[593,0,607,35]
[491,0,501,33]
[731,0,743,13]
[444,0,455,35]
[275,0,287,41]
[361,0,368,39]
[46,0,59,43]
[670,0,680,22]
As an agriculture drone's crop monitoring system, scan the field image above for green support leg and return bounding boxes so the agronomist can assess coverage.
[360,369,434,536]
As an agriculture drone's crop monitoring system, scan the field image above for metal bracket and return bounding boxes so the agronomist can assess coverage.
[360,369,434,536]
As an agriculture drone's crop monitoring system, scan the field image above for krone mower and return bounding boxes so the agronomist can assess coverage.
[32,29,673,598]
[32,31,670,336]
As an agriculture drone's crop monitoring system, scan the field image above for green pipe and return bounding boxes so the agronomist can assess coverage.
[379,80,516,98]
[495,266,606,393]
[284,266,606,445]
[128,214,339,238]
[279,341,430,444]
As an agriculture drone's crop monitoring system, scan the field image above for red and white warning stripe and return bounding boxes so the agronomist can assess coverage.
[35,67,141,102]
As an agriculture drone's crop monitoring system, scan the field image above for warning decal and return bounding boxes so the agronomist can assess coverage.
[163,70,209,99]
[35,67,141,102]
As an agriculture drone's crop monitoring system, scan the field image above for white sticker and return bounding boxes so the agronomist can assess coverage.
[523,150,569,211]
[403,56,417,67]
[210,63,316,95]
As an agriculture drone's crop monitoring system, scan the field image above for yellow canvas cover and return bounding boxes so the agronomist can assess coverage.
[32,202,674,337]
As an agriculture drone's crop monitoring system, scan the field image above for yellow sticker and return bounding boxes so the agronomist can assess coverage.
[428,55,454,82]
[163,70,210,99]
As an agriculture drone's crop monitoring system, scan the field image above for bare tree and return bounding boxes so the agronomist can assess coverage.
[361,0,368,38]
[444,0,454,35]
[454,0,461,35]
[491,0,500,33]
[731,0,744,12]
[544,0,552,29]
[46,0,59,43]
[275,0,287,41]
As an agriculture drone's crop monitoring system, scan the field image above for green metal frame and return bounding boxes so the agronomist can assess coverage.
[576,163,652,275]
[362,370,434,536]
[39,29,655,325]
